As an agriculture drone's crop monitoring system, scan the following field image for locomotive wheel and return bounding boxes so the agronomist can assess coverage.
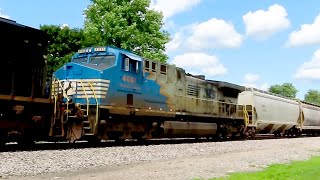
[86,136,101,145]
[0,139,5,146]
[0,131,6,146]
[17,137,35,147]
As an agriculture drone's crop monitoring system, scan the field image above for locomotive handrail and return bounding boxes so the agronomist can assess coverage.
[243,106,249,126]
[175,94,240,117]
[79,80,89,116]
[51,93,58,134]
[54,77,70,122]
[176,95,238,105]
[88,83,99,134]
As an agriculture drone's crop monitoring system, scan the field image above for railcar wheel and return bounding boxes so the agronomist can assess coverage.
[86,136,101,145]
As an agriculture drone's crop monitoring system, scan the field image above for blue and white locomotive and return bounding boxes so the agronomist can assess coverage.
[51,46,246,142]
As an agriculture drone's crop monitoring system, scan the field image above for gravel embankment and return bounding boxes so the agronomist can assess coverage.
[1,137,320,179]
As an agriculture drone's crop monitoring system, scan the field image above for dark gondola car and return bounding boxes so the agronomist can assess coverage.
[0,17,52,144]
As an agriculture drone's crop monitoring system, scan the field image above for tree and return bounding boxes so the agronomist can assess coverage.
[268,83,298,98]
[304,89,320,105]
[83,0,170,62]
[40,25,85,78]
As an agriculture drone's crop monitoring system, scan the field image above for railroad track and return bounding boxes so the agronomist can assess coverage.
[0,134,311,153]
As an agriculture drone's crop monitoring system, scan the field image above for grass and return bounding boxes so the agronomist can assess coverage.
[208,156,320,180]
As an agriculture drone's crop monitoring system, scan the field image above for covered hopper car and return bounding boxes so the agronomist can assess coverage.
[238,87,320,136]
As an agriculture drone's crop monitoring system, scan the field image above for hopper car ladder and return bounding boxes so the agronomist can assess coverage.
[242,105,254,127]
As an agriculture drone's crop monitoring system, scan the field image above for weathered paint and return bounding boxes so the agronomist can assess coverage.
[52,46,248,141]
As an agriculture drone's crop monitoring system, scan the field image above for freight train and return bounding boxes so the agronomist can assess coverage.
[49,45,320,143]
[0,17,52,145]
[1,17,320,146]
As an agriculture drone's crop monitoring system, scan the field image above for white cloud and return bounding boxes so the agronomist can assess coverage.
[0,9,10,19]
[286,14,320,47]
[171,53,227,78]
[242,4,290,40]
[242,73,269,90]
[166,31,184,53]
[60,24,69,29]
[166,18,242,53]
[295,49,320,80]
[150,0,200,20]
[186,18,243,50]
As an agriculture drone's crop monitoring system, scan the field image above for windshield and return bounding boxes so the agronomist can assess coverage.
[72,55,116,70]
[89,55,116,70]
[73,57,87,64]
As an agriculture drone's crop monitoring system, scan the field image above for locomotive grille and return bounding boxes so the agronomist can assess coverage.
[187,84,200,97]
[52,79,110,99]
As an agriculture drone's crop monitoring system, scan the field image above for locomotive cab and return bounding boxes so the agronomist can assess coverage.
[51,46,148,141]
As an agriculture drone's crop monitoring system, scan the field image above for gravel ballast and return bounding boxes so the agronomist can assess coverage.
[2,137,320,179]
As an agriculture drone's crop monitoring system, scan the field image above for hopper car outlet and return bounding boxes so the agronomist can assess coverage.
[0,17,320,145]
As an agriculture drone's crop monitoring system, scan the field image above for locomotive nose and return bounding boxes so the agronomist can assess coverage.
[66,64,73,78]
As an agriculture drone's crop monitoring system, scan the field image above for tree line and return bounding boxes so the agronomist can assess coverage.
[38,0,320,106]
[268,83,320,106]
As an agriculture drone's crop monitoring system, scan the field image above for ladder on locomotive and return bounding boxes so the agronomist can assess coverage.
[50,78,68,138]
[51,78,99,139]
[239,105,255,127]
[77,80,99,138]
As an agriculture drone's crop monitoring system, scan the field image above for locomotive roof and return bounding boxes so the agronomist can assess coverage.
[0,17,49,65]
[207,80,246,91]
[0,17,48,44]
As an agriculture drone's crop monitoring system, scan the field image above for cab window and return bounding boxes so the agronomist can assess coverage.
[89,55,116,70]
[72,57,88,64]
[123,57,140,73]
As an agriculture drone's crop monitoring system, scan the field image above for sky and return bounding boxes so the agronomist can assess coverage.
[1,0,320,99]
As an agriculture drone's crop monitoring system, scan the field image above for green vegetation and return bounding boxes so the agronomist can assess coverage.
[40,25,85,78]
[268,82,298,98]
[39,0,170,78]
[209,156,320,180]
[268,82,320,105]
[83,0,170,63]
[304,89,320,105]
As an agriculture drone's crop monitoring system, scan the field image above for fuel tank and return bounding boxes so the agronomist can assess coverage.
[161,121,217,138]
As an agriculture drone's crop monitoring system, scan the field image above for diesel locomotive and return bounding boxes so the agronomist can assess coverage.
[51,46,248,142]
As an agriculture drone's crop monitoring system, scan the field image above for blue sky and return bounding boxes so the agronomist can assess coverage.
[1,0,320,99]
